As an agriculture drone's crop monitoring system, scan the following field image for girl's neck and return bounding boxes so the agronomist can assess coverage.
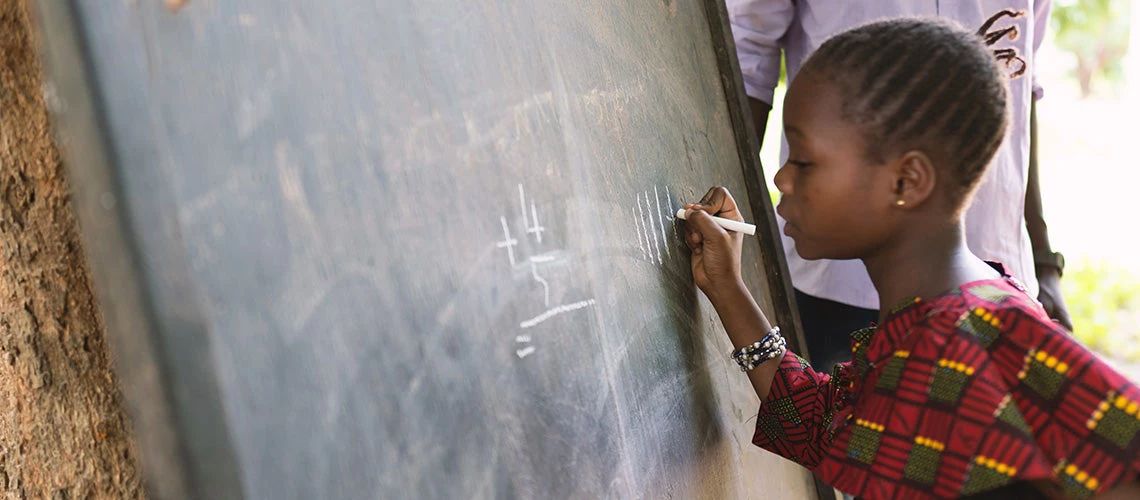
[862,219,1001,325]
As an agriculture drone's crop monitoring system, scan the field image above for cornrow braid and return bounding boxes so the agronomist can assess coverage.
[799,17,1010,207]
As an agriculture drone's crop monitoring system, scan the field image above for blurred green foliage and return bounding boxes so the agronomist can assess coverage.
[1063,259,1140,362]
[1051,0,1132,97]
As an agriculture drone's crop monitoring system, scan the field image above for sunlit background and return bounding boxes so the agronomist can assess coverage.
[760,0,1140,381]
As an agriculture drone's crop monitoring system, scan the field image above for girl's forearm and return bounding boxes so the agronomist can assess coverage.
[709,281,782,400]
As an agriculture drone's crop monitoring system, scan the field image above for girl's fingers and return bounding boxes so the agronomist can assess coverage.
[684,219,703,250]
[686,209,730,243]
[701,186,743,222]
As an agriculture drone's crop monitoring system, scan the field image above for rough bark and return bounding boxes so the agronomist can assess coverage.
[0,0,145,497]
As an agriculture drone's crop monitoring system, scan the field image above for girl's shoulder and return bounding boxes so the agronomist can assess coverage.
[955,277,1076,353]
[876,277,1051,352]
[872,278,1140,496]
[910,276,1062,349]
[895,277,1084,367]
[880,276,1133,396]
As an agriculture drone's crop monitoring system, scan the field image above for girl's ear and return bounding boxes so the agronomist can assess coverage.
[890,150,937,209]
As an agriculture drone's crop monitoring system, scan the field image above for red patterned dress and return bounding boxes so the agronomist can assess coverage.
[754,276,1140,499]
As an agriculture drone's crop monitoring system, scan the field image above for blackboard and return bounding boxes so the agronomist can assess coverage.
[31,0,818,498]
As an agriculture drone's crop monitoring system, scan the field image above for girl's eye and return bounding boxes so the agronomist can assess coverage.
[787,160,812,168]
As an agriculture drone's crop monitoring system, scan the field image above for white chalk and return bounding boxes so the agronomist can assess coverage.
[675,208,756,236]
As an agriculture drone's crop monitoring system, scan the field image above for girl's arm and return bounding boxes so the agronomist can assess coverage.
[681,187,779,399]
[705,280,782,400]
[684,187,844,468]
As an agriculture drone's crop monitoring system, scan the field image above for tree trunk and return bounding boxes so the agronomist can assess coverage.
[0,0,145,497]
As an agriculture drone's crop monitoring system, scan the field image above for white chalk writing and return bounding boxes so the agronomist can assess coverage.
[496,216,518,266]
[526,202,546,243]
[530,261,550,307]
[519,299,597,329]
[654,185,669,257]
[494,183,597,359]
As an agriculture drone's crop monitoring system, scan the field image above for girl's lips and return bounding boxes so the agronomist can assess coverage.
[777,203,797,237]
[776,203,792,223]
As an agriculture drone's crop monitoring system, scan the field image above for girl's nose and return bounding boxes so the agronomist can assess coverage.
[773,162,793,196]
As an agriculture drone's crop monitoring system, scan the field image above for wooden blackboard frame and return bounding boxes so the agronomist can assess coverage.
[29,0,825,498]
[28,1,241,499]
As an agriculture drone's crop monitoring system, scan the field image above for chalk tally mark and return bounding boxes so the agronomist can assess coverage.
[634,206,647,260]
[643,192,661,264]
[666,186,680,243]
[632,185,679,264]
[654,185,669,258]
[636,194,652,262]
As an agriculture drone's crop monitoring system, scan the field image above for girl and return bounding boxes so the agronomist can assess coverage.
[681,18,1139,500]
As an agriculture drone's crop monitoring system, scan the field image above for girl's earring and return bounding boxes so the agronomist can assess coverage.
[896,199,906,207]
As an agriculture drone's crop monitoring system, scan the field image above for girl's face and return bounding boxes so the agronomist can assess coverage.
[774,72,899,261]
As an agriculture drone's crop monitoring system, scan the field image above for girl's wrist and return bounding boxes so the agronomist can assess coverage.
[709,281,776,351]
[707,278,750,308]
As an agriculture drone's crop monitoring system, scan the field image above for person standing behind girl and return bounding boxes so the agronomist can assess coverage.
[682,18,1139,499]
[728,0,1071,375]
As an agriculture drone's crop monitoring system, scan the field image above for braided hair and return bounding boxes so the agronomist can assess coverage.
[799,17,1011,206]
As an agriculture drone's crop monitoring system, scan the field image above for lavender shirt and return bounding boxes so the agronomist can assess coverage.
[729,0,1051,309]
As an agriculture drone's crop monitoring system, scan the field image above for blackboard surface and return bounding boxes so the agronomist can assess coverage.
[32,0,817,498]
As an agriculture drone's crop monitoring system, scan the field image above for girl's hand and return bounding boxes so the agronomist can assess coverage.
[682,186,746,303]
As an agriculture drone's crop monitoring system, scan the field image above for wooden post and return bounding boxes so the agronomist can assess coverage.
[0,0,144,496]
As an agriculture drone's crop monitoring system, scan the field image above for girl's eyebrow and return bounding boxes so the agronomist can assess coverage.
[785,126,810,145]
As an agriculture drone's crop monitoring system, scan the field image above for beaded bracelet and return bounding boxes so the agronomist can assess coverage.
[731,326,787,372]
[735,342,785,372]
[731,326,782,361]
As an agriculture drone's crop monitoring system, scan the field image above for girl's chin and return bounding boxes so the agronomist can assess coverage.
[791,239,837,261]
